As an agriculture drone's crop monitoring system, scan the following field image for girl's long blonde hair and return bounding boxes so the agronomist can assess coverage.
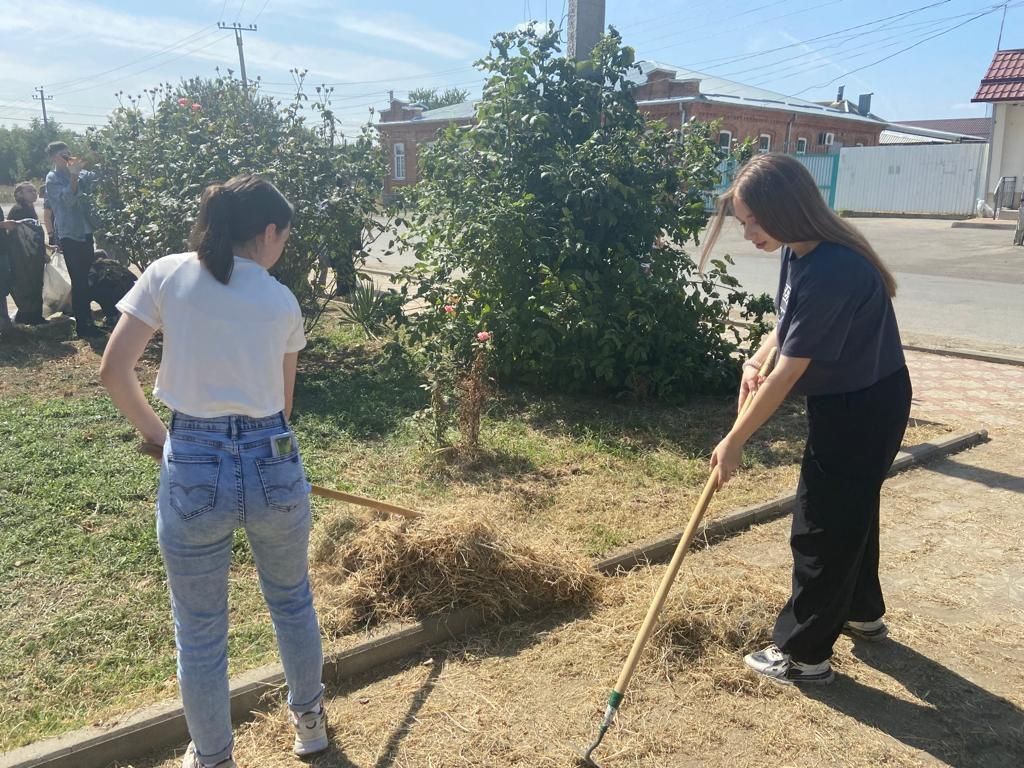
[699,153,897,297]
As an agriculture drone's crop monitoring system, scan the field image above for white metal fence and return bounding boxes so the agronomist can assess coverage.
[833,143,989,217]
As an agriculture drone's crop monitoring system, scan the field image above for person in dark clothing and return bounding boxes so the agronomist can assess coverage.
[45,141,103,339]
[0,216,11,330]
[699,153,911,686]
[0,218,48,325]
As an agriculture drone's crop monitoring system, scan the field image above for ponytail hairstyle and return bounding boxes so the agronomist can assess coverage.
[699,153,897,297]
[189,174,294,285]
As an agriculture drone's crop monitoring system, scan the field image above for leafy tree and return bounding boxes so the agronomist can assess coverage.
[400,25,769,399]
[85,75,384,317]
[406,87,471,111]
[0,121,80,186]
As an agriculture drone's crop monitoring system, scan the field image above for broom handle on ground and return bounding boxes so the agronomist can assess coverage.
[611,349,777,698]
[137,441,422,519]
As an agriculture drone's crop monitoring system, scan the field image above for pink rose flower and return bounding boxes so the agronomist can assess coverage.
[177,97,191,107]
[476,331,491,342]
[190,103,202,112]
[443,304,455,313]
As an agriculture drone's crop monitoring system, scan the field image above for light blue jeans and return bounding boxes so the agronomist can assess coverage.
[157,412,324,767]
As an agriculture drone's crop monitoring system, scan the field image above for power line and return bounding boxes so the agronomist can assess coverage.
[41,27,215,92]
[236,0,249,22]
[48,33,231,99]
[643,0,954,70]
[219,0,229,22]
[252,0,272,23]
[790,4,1006,95]
[713,2,998,83]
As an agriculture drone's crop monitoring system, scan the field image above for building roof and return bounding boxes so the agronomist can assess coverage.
[881,122,987,143]
[632,60,887,126]
[879,130,945,145]
[973,49,1024,102]
[896,117,992,141]
[378,59,889,128]
[378,100,477,126]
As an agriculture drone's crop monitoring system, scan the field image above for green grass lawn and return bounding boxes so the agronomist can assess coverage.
[0,323,950,750]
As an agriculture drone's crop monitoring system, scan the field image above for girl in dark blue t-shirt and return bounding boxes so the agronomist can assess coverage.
[700,153,912,686]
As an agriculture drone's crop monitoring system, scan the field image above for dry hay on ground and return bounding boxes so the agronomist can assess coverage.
[310,511,602,637]
[651,562,791,695]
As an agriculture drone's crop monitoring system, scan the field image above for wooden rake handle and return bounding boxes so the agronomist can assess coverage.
[612,349,777,696]
[137,441,422,519]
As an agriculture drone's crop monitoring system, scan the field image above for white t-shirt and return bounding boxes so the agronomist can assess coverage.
[117,252,306,418]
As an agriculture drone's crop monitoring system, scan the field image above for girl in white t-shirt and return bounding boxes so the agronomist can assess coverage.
[100,175,327,768]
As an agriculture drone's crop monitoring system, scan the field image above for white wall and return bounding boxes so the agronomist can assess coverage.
[992,102,1024,206]
[834,143,988,216]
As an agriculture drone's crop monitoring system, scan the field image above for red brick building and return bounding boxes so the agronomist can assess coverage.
[377,60,886,198]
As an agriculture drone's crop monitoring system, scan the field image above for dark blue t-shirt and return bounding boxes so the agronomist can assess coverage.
[775,242,904,396]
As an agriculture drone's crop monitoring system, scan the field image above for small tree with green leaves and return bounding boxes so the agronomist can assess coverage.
[85,75,384,319]
[401,25,769,401]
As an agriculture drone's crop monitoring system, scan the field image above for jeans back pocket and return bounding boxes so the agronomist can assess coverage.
[165,454,222,520]
[255,453,309,512]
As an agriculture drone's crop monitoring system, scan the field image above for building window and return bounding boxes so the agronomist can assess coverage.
[758,134,771,153]
[718,130,732,151]
[795,137,808,155]
[818,132,835,146]
[393,142,406,181]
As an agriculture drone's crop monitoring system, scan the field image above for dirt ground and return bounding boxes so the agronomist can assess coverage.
[125,350,1024,768]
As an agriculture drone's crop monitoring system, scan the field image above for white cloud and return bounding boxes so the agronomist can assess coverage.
[336,14,480,60]
[0,0,448,106]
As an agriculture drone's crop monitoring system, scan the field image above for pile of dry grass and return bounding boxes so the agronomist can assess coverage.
[652,563,790,693]
[310,511,601,636]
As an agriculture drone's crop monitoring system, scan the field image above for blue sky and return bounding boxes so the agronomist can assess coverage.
[0,0,1020,134]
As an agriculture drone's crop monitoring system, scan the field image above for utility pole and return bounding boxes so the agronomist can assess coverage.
[33,86,52,126]
[218,21,258,92]
[567,0,606,60]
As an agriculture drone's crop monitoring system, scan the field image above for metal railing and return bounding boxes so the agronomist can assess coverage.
[993,175,1017,219]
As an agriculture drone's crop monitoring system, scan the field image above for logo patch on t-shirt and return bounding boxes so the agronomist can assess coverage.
[779,283,791,321]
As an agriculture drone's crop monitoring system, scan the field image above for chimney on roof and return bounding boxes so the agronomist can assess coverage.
[857,92,873,116]
[836,85,845,103]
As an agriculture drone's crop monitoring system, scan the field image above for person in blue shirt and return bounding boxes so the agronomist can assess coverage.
[700,153,911,686]
[45,141,102,338]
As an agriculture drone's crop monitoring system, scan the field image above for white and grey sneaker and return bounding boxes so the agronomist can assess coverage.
[181,743,236,768]
[843,618,889,642]
[743,644,834,685]
[292,703,329,756]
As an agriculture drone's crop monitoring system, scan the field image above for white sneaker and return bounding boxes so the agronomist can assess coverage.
[743,644,834,685]
[843,618,889,642]
[182,743,236,768]
[292,703,329,756]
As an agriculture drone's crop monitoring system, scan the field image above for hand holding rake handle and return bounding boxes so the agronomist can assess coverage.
[577,349,777,767]
[137,441,422,519]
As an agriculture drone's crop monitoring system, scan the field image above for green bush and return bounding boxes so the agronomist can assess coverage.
[400,25,769,399]
[85,76,384,316]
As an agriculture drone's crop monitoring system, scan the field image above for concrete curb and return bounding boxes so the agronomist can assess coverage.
[594,429,988,574]
[903,344,1024,368]
[0,610,487,768]
[1,430,988,768]
[950,220,1015,230]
